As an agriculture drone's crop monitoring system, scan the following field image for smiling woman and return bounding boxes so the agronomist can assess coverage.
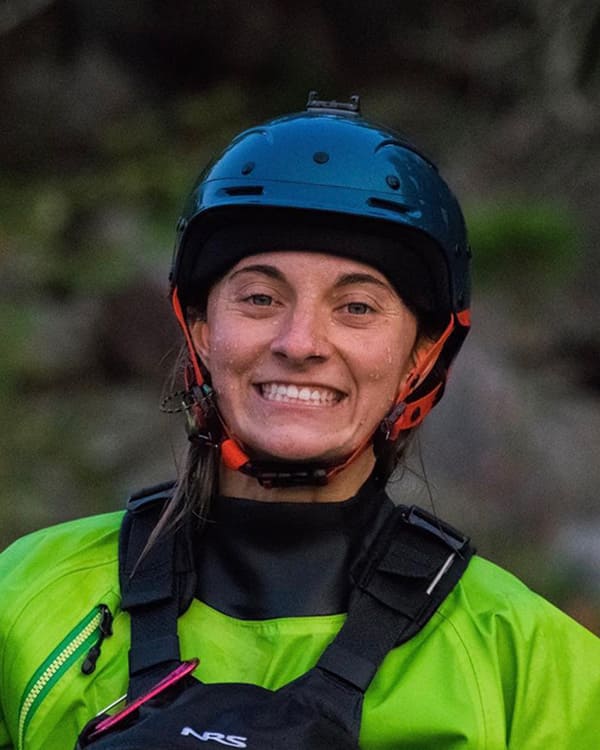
[191,251,420,490]
[168,199,463,503]
[0,94,598,750]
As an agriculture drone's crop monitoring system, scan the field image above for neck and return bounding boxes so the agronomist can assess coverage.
[218,448,377,502]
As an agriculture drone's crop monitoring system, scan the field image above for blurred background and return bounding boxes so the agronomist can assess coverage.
[1,0,599,632]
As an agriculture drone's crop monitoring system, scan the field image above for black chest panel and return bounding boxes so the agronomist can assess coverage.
[194,482,391,618]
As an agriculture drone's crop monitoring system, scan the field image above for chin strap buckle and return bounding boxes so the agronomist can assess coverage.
[242,463,329,489]
[220,439,331,488]
[380,402,407,440]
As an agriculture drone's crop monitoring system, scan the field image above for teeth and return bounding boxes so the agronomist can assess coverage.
[261,383,340,405]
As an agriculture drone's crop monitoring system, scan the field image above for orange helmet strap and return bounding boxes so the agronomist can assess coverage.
[171,286,206,390]
[171,286,222,443]
[384,315,457,440]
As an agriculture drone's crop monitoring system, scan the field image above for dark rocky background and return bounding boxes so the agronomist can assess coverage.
[1,0,599,632]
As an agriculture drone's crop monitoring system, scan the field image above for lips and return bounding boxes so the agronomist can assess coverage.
[259,382,344,406]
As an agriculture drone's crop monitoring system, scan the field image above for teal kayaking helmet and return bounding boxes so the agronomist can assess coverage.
[169,92,471,486]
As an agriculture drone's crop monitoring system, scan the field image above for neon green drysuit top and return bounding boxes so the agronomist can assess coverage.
[0,499,599,750]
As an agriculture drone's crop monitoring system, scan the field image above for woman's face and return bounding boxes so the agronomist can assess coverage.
[191,251,421,464]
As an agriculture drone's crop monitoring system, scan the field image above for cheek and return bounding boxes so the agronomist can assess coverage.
[360,326,417,396]
[207,337,245,389]
[204,323,267,393]
[362,361,404,412]
[210,332,241,365]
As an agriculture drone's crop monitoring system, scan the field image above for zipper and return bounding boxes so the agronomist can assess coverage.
[17,604,112,750]
[81,604,113,675]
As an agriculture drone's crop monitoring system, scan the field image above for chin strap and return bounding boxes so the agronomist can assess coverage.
[170,286,470,487]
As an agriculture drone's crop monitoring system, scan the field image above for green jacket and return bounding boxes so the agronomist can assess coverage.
[0,511,599,750]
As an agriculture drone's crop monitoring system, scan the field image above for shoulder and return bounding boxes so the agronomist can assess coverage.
[0,511,123,574]
[444,554,598,644]
[0,513,126,748]
[0,478,176,625]
[0,512,124,633]
[440,554,599,705]
[449,555,587,629]
[428,555,599,746]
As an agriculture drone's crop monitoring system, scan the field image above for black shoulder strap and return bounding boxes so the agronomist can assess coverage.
[119,481,196,699]
[316,504,474,692]
[119,488,473,699]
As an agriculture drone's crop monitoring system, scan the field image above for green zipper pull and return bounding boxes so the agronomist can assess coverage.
[81,604,113,675]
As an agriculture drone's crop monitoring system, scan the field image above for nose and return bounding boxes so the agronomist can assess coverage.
[270,305,331,364]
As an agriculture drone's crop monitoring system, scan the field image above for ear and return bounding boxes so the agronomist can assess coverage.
[410,334,436,368]
[189,319,211,367]
[405,334,441,389]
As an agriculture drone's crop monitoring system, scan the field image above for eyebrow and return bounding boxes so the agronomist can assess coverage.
[228,264,285,282]
[228,265,390,291]
[332,272,391,291]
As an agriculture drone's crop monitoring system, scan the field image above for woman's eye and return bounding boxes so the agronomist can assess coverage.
[346,302,372,315]
[247,294,273,306]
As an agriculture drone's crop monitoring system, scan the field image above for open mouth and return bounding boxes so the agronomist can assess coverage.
[258,382,344,406]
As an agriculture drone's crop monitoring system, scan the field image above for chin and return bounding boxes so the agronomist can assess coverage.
[232,418,372,463]
[246,440,350,465]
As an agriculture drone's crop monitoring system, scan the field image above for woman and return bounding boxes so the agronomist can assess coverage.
[0,93,598,749]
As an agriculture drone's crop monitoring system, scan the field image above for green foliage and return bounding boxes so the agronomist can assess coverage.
[465,199,581,287]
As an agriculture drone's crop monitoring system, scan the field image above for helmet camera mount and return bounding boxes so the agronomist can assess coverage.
[306,91,361,116]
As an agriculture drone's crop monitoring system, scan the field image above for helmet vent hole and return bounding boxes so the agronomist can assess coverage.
[367,197,411,214]
[223,186,264,196]
[241,162,255,175]
[313,151,329,164]
[386,175,400,190]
